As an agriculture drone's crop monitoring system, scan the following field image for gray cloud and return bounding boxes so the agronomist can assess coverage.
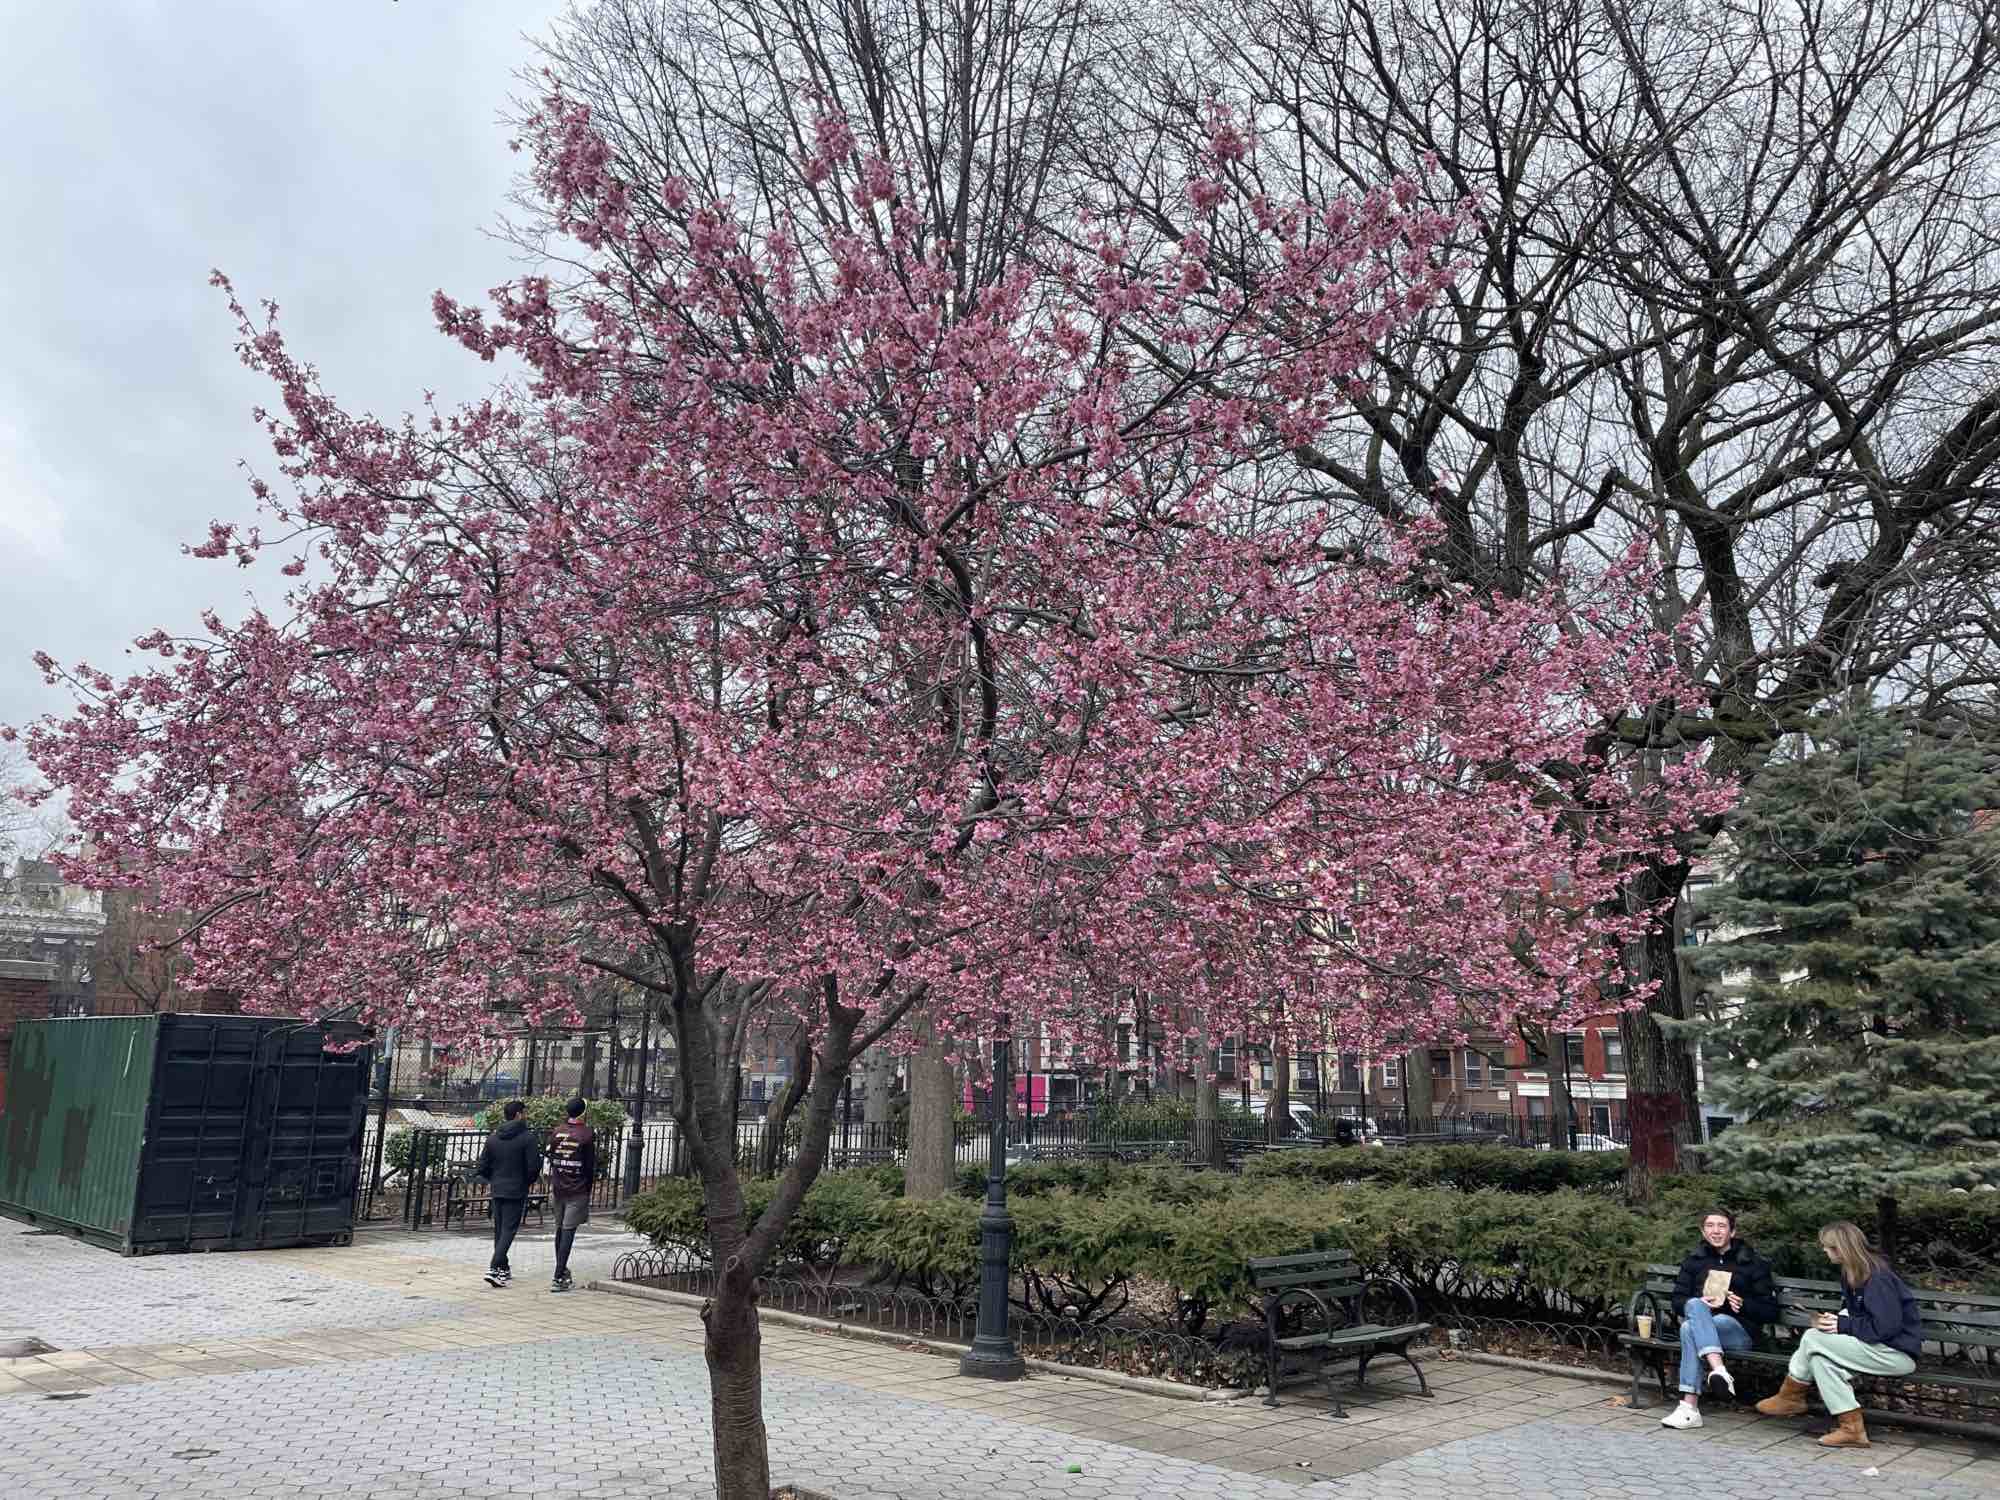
[0,0,560,742]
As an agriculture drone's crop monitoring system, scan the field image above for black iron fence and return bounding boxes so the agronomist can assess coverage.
[361,1104,1632,1225]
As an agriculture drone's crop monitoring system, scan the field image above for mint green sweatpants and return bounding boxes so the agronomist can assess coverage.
[1787,1329,1917,1414]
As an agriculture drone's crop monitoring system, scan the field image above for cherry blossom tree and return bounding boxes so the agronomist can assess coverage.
[17,94,1727,1497]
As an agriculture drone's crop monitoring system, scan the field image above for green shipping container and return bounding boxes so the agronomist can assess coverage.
[0,1013,371,1254]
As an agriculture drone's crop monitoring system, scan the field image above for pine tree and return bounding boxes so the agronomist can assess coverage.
[1690,709,2000,1198]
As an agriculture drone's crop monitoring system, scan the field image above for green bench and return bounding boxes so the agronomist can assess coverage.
[1623,1261,2000,1434]
[1248,1249,1432,1418]
[441,1173,548,1231]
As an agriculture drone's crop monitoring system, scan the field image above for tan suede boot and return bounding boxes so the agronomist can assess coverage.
[1754,1375,1811,1418]
[1818,1409,1869,1448]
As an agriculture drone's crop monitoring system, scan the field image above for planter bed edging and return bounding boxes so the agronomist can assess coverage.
[587,1278,1252,1403]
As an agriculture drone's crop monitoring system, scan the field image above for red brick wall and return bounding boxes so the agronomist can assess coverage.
[0,966,55,1114]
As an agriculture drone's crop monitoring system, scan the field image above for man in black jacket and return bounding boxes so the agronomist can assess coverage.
[476,1099,543,1288]
[1659,1208,1779,1430]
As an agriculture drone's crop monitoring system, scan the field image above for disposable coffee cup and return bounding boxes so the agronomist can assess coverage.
[1635,1315,1654,1340]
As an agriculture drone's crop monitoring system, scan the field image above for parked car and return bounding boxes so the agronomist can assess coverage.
[475,1072,521,1101]
[1536,1132,1626,1152]
[1246,1098,1322,1138]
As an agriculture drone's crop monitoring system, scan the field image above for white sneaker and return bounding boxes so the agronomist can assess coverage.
[1707,1367,1735,1398]
[1661,1403,1703,1430]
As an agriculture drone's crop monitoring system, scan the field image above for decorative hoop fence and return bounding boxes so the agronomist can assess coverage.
[609,1245,1267,1388]
[607,1246,1641,1390]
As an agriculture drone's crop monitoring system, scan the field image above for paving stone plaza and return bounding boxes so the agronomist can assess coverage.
[1,1217,1994,1498]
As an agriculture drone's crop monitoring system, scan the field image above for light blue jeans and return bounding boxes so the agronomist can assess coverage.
[1679,1297,1751,1394]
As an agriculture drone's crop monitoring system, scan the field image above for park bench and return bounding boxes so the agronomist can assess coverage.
[1623,1262,2000,1436]
[1247,1249,1433,1418]
[441,1172,549,1231]
[1021,1140,1173,1164]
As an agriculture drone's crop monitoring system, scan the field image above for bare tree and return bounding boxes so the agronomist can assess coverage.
[93,884,195,1014]
[521,0,1133,1200]
[1090,0,2000,1188]
[0,743,66,865]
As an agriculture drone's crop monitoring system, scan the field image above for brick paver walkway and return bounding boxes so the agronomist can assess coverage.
[1,1218,1993,1497]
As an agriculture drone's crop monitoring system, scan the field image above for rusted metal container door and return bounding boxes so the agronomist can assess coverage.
[0,1016,159,1248]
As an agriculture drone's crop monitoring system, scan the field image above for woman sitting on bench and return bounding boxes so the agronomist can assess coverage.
[1659,1209,1778,1430]
[1755,1220,1922,1449]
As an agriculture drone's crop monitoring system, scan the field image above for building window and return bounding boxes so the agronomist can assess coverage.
[1524,1036,1549,1070]
[1590,1104,1612,1136]
[1463,1050,1485,1090]
[1381,1055,1400,1088]
[1564,1033,1588,1073]
[1429,1050,1453,1083]
[1602,1035,1626,1075]
[1339,1054,1363,1093]
[1116,1024,1131,1063]
[1216,1038,1237,1076]
[1297,1056,1320,1090]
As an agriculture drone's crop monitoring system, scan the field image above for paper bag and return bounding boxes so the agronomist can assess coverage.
[1702,1269,1733,1302]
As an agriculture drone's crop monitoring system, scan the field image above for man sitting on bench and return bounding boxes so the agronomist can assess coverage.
[1659,1208,1778,1431]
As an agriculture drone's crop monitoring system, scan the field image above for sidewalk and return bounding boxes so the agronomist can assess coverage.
[2,1218,1993,1498]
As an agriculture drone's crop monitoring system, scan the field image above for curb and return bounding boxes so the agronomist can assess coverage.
[1434,1348,1629,1387]
[586,1278,1254,1403]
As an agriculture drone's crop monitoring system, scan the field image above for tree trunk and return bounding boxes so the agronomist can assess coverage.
[703,1266,770,1500]
[754,1029,813,1177]
[1549,1034,1574,1151]
[1876,1193,1900,1259]
[863,1045,894,1133]
[1621,856,1703,1202]
[1195,1016,1222,1167]
[1403,1048,1434,1130]
[904,1024,958,1199]
[1270,1039,1292,1142]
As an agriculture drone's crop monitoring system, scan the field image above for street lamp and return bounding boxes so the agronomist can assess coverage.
[960,1016,1023,1380]
[624,992,654,1199]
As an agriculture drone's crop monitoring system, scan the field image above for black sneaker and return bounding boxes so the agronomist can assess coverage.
[550,1275,571,1293]
[485,1269,511,1289]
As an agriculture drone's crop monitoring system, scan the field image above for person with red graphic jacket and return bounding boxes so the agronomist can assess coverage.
[545,1096,597,1292]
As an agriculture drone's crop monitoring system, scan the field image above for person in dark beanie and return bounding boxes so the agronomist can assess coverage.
[545,1095,597,1292]
[476,1099,542,1288]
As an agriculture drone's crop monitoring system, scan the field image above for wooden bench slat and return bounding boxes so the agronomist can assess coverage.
[1253,1273,1366,1295]
[1279,1320,1430,1350]
[1249,1251,1359,1270]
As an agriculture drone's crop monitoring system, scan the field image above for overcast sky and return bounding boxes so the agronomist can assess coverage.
[1,1,564,745]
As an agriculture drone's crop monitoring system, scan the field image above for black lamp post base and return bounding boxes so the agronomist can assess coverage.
[623,1131,645,1199]
[958,1338,1026,1380]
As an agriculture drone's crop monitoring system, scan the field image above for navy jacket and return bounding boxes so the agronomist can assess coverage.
[1839,1268,1923,1356]
[476,1119,543,1200]
[1670,1238,1781,1340]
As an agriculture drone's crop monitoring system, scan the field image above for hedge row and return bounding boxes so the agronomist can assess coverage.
[1239,1145,1631,1195]
[622,1151,2000,1333]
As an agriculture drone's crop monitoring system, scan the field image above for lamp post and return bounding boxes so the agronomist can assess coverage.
[960,1016,1023,1379]
[624,993,653,1199]
[607,994,621,1100]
